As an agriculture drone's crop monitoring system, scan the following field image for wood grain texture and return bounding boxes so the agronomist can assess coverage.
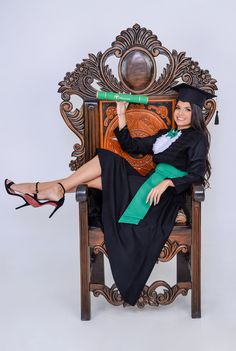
[58,23,217,171]
[70,24,216,319]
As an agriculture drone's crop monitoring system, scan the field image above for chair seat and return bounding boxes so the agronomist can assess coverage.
[88,224,191,248]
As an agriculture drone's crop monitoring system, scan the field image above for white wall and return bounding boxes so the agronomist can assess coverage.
[0,0,235,350]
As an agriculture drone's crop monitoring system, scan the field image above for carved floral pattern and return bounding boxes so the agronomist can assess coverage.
[158,240,189,262]
[90,281,190,308]
[93,242,107,258]
[58,23,217,170]
[93,239,189,263]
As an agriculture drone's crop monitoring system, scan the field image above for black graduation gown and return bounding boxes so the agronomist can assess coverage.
[96,126,208,306]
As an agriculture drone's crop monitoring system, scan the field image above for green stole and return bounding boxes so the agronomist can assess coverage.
[118,163,188,225]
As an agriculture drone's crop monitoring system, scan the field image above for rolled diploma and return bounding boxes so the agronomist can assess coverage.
[96,91,149,104]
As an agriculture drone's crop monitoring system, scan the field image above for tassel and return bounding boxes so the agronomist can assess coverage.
[214,110,219,125]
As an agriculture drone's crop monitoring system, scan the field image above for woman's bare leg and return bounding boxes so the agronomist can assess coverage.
[10,156,102,199]
[86,177,102,190]
[36,175,102,201]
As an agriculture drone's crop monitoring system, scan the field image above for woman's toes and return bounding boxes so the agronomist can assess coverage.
[9,183,35,194]
[10,184,20,192]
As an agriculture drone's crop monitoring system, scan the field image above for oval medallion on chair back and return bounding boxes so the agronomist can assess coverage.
[119,48,156,93]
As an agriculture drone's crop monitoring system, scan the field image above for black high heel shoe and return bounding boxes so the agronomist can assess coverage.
[5,180,66,218]
[4,179,31,210]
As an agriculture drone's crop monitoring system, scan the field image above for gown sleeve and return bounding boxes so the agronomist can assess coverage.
[114,125,167,155]
[170,133,209,194]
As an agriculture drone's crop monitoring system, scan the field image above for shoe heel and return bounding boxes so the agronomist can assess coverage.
[48,198,64,218]
[15,202,30,210]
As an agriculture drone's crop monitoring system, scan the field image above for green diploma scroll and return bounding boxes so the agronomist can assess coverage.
[96,91,148,104]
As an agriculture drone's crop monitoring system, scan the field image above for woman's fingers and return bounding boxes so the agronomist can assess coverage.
[146,188,155,205]
[146,189,153,204]
[154,194,160,206]
[146,188,161,206]
[152,192,158,206]
[116,101,128,115]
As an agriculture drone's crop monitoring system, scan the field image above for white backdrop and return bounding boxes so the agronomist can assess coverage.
[0,0,235,350]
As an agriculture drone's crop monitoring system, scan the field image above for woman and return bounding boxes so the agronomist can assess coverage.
[5,83,215,306]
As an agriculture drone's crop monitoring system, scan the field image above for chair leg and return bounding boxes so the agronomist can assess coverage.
[79,201,91,321]
[177,251,191,283]
[191,200,201,318]
[90,250,105,284]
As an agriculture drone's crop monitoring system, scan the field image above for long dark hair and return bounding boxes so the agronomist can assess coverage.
[190,103,211,189]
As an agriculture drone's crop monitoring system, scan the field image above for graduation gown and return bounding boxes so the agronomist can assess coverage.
[96,126,208,305]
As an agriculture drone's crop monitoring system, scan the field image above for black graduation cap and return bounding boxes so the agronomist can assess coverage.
[171,83,216,109]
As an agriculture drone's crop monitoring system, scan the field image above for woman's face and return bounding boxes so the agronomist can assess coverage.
[174,100,192,130]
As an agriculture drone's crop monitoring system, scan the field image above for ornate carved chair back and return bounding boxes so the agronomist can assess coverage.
[58,24,217,172]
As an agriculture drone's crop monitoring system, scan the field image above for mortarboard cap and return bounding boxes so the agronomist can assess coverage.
[171,83,217,109]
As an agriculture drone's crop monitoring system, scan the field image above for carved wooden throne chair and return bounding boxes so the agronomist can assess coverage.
[58,24,217,320]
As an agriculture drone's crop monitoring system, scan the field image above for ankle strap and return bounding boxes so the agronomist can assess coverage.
[58,182,66,194]
[35,182,39,193]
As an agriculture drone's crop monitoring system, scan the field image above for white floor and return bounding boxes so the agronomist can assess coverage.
[0,198,235,351]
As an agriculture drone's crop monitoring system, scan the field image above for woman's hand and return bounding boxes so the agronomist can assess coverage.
[116,101,129,130]
[146,179,171,206]
[116,101,129,116]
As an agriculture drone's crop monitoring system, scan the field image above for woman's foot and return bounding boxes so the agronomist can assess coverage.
[6,180,65,202]
[9,181,37,195]
[37,183,65,202]
[5,179,66,218]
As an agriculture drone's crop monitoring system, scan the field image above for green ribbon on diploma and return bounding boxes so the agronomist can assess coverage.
[118,163,188,225]
[96,91,148,104]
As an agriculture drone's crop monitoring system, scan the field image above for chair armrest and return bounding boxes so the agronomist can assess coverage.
[191,183,205,202]
[76,184,88,202]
